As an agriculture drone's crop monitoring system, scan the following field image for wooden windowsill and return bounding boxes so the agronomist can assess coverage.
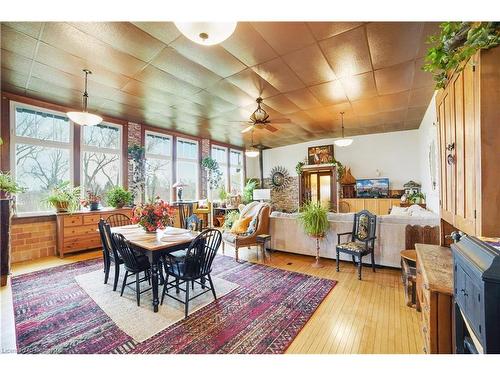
[11,213,56,224]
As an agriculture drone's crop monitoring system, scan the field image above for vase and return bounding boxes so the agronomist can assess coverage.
[56,201,69,213]
[89,202,99,211]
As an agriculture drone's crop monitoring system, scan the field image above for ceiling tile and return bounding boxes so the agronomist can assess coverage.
[69,22,165,62]
[171,35,246,78]
[285,88,322,110]
[409,86,434,108]
[377,90,410,112]
[412,57,434,88]
[221,22,277,66]
[2,22,44,38]
[381,109,407,124]
[131,22,181,45]
[406,106,427,121]
[205,79,255,107]
[190,90,238,114]
[307,22,364,40]
[282,44,336,86]
[150,47,222,89]
[264,94,301,114]
[1,49,32,76]
[375,61,415,95]
[1,25,38,59]
[366,22,423,69]
[251,22,316,55]
[309,80,347,105]
[252,57,304,93]
[351,97,380,116]
[1,67,29,89]
[417,22,441,58]
[225,68,279,99]
[340,72,378,101]
[319,26,372,78]
[121,79,179,106]
[133,65,201,98]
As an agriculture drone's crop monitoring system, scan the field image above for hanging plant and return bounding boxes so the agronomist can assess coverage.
[423,22,500,89]
[326,156,345,181]
[295,161,305,175]
[128,144,146,203]
[201,156,223,190]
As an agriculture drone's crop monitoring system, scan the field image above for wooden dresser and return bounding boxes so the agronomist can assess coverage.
[415,243,454,354]
[339,198,401,215]
[56,208,132,258]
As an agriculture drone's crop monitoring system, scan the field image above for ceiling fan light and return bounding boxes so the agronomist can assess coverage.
[67,111,103,126]
[334,138,353,147]
[174,22,237,45]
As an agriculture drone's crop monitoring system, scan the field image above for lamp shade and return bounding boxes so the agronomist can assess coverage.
[67,111,103,126]
[333,138,353,147]
[253,189,271,201]
[174,22,237,45]
[245,148,259,158]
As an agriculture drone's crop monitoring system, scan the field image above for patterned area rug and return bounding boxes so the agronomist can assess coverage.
[11,255,336,354]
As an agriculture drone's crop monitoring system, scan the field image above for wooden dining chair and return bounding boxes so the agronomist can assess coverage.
[98,219,124,291]
[106,213,131,227]
[161,229,222,318]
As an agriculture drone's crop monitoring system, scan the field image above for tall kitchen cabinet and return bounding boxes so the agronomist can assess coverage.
[436,47,500,239]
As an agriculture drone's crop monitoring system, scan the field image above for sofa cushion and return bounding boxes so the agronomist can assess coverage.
[246,215,259,235]
[230,216,253,234]
[337,241,366,252]
[222,232,237,244]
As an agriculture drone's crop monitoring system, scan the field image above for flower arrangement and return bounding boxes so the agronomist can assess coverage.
[131,198,174,232]
[80,191,101,211]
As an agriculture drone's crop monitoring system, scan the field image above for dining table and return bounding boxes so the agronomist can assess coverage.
[110,225,197,312]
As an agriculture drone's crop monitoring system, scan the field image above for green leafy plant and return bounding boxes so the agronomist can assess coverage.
[0,172,26,197]
[106,186,133,208]
[295,160,305,175]
[242,178,259,204]
[223,210,240,230]
[218,186,229,201]
[298,201,330,237]
[407,192,426,204]
[201,156,223,190]
[128,144,145,202]
[423,22,500,89]
[42,181,81,213]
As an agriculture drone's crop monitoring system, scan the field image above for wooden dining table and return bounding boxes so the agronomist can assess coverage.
[110,225,197,312]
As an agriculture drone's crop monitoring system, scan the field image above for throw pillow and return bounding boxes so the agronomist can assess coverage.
[246,216,259,235]
[389,206,410,216]
[230,216,253,234]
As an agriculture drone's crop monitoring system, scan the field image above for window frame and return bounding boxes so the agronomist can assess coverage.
[144,130,174,202]
[229,148,245,194]
[9,101,75,216]
[175,136,200,201]
[211,144,229,193]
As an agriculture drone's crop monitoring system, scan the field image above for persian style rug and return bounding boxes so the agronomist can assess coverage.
[11,255,336,354]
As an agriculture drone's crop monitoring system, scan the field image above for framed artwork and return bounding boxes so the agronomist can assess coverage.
[355,178,390,198]
[308,145,334,165]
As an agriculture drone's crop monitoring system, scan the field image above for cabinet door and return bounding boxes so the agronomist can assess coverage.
[377,199,392,215]
[453,63,476,234]
[364,199,378,214]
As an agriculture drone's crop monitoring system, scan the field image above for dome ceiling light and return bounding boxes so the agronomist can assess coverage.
[245,130,260,158]
[333,111,353,147]
[67,69,102,126]
[174,22,237,46]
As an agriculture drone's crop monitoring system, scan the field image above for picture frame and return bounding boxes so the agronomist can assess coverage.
[308,145,334,165]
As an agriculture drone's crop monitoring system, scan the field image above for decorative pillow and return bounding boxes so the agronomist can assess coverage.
[197,199,208,209]
[246,216,259,235]
[390,206,410,216]
[230,216,253,234]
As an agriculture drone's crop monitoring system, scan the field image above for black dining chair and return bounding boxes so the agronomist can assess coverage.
[111,232,152,306]
[336,210,377,280]
[106,213,131,227]
[98,219,124,291]
[161,229,222,318]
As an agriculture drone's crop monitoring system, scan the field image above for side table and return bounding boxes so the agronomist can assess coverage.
[256,234,272,262]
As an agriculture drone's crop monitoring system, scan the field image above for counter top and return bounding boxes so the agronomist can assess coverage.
[415,243,453,295]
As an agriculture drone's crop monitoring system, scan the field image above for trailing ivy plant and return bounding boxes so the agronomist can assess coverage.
[201,156,223,190]
[128,144,146,203]
[423,22,500,89]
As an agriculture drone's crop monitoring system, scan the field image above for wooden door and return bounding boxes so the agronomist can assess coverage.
[453,63,476,234]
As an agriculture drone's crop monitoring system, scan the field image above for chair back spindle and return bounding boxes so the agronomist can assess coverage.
[106,213,131,228]
[111,233,144,272]
[183,229,222,279]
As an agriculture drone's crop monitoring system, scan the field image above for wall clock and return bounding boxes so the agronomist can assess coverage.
[269,166,290,191]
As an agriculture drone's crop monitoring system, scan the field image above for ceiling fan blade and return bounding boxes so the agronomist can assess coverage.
[265,124,278,132]
[269,118,291,124]
[241,125,254,133]
[228,120,253,123]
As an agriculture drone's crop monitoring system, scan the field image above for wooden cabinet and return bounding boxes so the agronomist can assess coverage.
[415,244,453,354]
[436,47,500,237]
[56,208,132,258]
[339,198,401,215]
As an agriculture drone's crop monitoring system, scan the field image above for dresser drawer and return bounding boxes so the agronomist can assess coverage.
[83,214,102,225]
[64,224,99,237]
[63,237,101,252]
[63,215,83,227]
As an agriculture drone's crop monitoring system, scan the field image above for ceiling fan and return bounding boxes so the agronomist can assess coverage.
[234,97,290,134]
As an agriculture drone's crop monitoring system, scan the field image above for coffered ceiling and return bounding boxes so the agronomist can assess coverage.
[0,22,438,148]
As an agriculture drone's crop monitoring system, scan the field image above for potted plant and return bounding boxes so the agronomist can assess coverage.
[242,178,259,204]
[408,192,426,205]
[0,172,26,287]
[128,144,145,204]
[106,186,133,208]
[43,181,81,213]
[222,210,240,231]
[131,198,174,233]
[80,191,101,211]
[218,187,229,207]
[298,201,330,268]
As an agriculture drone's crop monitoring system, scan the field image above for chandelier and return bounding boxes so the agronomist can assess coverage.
[67,69,102,126]
[333,112,353,147]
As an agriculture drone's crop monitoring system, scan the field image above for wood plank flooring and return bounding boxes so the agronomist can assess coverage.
[0,245,423,354]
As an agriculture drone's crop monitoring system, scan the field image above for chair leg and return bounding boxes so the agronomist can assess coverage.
[351,255,356,266]
[184,282,190,318]
[176,278,180,294]
[357,256,362,280]
[192,280,195,290]
[371,251,376,272]
[113,262,120,292]
[120,270,128,296]
[135,273,140,306]
[207,274,217,300]
[235,247,239,262]
[222,241,225,254]
[336,249,340,272]
[104,262,110,284]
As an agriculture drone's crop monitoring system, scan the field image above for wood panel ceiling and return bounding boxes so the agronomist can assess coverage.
[0,22,438,148]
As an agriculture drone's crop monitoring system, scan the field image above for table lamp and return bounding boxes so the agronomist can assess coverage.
[253,189,271,202]
[173,181,189,201]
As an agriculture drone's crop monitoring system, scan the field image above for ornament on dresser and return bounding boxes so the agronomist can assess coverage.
[339,167,356,198]
[269,166,291,192]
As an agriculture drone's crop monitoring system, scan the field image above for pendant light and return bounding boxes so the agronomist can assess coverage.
[174,22,237,45]
[245,131,259,158]
[333,111,353,147]
[67,69,102,126]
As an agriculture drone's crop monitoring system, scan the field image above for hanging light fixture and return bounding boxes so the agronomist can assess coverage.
[245,131,259,158]
[67,69,102,126]
[333,111,353,147]
[174,22,237,46]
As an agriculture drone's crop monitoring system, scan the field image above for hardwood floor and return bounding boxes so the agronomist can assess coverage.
[0,246,423,354]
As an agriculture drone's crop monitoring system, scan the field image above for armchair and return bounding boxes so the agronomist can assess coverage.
[336,210,377,280]
[221,202,271,262]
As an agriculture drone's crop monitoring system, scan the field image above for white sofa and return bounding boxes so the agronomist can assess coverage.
[269,208,439,268]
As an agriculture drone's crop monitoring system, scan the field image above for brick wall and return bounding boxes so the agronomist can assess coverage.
[10,218,57,263]
[200,139,210,199]
[263,176,300,213]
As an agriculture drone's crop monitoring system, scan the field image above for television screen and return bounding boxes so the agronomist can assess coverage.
[356,178,390,198]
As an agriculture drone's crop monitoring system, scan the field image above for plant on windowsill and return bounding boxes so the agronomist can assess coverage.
[42,181,81,213]
[0,172,26,200]
[218,187,229,207]
[80,191,101,211]
[106,186,133,209]
[298,201,330,268]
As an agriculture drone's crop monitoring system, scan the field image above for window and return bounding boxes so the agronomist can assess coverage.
[10,103,73,214]
[81,123,122,205]
[210,145,228,198]
[229,149,244,194]
[145,131,173,202]
[175,138,199,200]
